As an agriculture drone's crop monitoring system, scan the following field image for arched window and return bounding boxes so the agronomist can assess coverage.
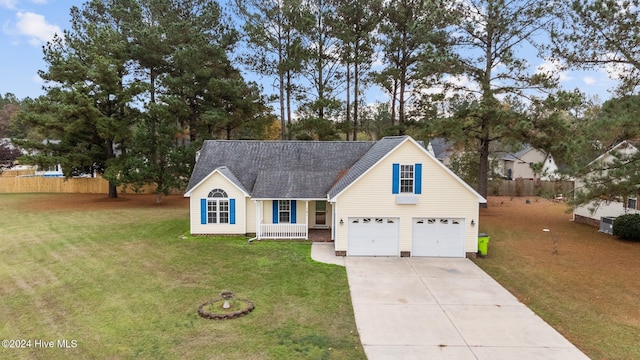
[208,189,228,198]
[206,189,229,224]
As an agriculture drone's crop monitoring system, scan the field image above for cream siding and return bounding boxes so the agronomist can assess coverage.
[188,172,247,235]
[574,178,640,221]
[501,149,558,180]
[246,199,257,233]
[574,201,640,222]
[333,140,480,255]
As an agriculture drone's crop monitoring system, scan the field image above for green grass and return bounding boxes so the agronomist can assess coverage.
[0,194,365,359]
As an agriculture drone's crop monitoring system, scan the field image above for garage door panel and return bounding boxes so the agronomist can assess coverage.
[412,218,465,257]
[348,217,399,256]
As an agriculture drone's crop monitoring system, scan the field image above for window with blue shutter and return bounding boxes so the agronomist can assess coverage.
[202,189,232,224]
[393,164,422,195]
[392,163,400,194]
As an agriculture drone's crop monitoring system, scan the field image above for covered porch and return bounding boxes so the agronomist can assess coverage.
[254,199,332,240]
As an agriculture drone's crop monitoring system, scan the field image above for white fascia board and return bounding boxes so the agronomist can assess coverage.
[183,168,250,198]
[587,140,638,167]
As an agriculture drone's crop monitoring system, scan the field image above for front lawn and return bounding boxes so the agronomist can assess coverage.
[476,196,640,360]
[0,194,365,360]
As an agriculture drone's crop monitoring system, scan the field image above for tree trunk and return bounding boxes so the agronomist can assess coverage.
[108,181,118,199]
[286,69,293,139]
[478,119,490,208]
[391,77,398,126]
[353,45,359,141]
[279,40,286,140]
[345,62,351,141]
[106,138,117,198]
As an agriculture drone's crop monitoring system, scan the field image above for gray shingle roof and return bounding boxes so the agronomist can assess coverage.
[502,146,533,161]
[327,136,409,198]
[215,166,249,195]
[186,139,392,198]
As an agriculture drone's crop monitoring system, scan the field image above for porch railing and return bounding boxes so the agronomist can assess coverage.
[259,223,308,239]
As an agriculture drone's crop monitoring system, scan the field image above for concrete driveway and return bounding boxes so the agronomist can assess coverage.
[311,243,590,360]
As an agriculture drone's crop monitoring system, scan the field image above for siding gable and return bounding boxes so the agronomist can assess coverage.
[331,137,484,203]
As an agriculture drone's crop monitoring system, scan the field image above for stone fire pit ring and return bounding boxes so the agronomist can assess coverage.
[198,298,255,320]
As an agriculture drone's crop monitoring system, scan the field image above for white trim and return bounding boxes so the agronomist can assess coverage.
[259,223,308,239]
[184,167,250,198]
[329,136,486,203]
[305,200,310,228]
[332,201,338,241]
[255,199,261,237]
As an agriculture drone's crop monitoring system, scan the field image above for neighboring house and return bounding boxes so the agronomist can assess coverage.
[427,137,456,166]
[499,146,558,180]
[184,135,486,258]
[2,138,65,177]
[573,140,640,229]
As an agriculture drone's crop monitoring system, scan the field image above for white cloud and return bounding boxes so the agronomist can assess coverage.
[0,0,18,9]
[536,59,572,82]
[15,11,61,46]
[595,52,633,82]
[418,74,480,99]
[603,62,631,81]
[583,76,596,85]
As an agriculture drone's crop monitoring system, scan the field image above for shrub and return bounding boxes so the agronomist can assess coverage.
[612,214,640,242]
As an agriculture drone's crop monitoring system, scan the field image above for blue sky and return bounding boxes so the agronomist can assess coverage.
[0,0,80,99]
[0,0,621,104]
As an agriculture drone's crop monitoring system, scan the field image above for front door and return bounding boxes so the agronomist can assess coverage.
[315,201,327,226]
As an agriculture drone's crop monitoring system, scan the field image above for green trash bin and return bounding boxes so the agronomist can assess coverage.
[478,233,490,257]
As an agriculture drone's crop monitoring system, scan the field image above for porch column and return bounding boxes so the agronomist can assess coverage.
[256,200,262,239]
[305,200,309,240]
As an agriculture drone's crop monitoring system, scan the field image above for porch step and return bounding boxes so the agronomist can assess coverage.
[308,229,332,242]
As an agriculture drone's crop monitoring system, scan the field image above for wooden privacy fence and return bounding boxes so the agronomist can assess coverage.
[493,179,574,197]
[1,175,572,197]
[0,176,161,194]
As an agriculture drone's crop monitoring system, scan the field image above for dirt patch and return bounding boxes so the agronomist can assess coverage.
[18,193,189,212]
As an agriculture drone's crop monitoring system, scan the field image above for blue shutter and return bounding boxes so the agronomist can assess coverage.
[272,200,279,224]
[229,199,236,224]
[392,163,400,194]
[414,163,422,194]
[291,200,297,224]
[200,199,207,224]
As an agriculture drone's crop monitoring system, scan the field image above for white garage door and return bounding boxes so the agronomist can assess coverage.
[412,218,465,257]
[348,217,399,256]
